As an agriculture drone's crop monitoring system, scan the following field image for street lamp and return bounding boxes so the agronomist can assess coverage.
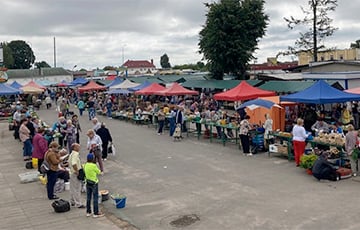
[72,65,77,80]
[122,44,127,66]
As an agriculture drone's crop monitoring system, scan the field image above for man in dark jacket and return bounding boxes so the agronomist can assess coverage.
[96,123,113,161]
[312,152,338,181]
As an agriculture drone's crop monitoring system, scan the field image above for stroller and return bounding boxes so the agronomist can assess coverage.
[249,126,265,154]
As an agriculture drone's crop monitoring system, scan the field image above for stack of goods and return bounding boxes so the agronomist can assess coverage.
[313,132,345,146]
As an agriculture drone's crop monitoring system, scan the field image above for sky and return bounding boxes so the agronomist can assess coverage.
[1,0,359,71]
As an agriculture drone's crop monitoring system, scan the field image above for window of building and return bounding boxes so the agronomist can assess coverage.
[330,55,334,60]
[320,56,324,61]
[340,55,343,60]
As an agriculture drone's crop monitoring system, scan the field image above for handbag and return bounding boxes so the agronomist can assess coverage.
[51,199,70,213]
[77,168,85,181]
[40,160,50,174]
[108,144,113,154]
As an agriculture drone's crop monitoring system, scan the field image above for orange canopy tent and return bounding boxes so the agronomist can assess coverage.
[214,81,275,101]
[134,83,166,95]
[246,96,296,131]
[154,83,199,96]
[78,80,106,93]
[22,80,46,90]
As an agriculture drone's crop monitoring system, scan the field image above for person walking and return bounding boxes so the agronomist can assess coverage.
[84,153,104,218]
[292,118,309,167]
[96,123,113,161]
[77,99,85,116]
[157,106,165,135]
[239,115,252,156]
[68,143,85,208]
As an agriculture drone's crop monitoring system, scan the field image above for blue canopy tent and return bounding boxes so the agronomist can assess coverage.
[71,78,89,86]
[0,83,21,95]
[128,81,151,91]
[280,80,360,104]
[105,77,123,88]
[9,81,23,89]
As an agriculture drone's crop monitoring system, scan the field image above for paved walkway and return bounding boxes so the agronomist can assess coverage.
[2,105,360,229]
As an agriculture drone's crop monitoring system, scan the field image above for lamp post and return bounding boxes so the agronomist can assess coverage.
[121,44,127,66]
[72,65,77,81]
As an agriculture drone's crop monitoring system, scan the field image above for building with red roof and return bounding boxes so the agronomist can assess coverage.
[122,59,157,76]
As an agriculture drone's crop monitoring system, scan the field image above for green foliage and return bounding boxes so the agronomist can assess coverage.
[284,0,338,62]
[2,43,14,68]
[300,154,318,169]
[34,61,51,68]
[173,62,208,71]
[160,54,171,69]
[350,39,360,49]
[199,0,268,80]
[6,40,35,69]
[103,66,116,71]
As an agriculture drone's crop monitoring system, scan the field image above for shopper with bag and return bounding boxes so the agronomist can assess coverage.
[96,123,113,161]
[68,143,85,208]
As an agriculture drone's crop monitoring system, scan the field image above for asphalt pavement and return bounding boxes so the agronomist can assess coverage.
[2,105,360,230]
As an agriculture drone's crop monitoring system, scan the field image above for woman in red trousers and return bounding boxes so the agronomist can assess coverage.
[292,118,309,167]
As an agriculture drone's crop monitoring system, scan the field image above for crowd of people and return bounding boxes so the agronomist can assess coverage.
[10,85,360,191]
[11,92,114,218]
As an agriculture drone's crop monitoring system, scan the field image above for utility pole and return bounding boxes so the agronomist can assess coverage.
[53,37,56,67]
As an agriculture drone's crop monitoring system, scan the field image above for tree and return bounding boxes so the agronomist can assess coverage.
[1,43,14,68]
[6,40,35,69]
[103,66,116,71]
[199,0,268,80]
[284,0,338,62]
[34,61,51,68]
[350,39,360,48]
[160,54,171,69]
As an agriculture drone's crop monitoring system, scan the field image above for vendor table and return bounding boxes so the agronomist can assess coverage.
[268,131,294,160]
[308,140,346,166]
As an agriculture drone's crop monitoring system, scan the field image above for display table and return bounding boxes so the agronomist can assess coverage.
[268,131,293,160]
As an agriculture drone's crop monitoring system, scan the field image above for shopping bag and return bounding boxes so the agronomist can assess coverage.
[108,143,116,156]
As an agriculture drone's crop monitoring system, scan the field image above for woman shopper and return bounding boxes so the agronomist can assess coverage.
[68,143,85,208]
[45,142,62,200]
[292,118,309,167]
[32,127,48,173]
[239,115,252,156]
[263,113,274,150]
[65,119,76,154]
[157,106,165,135]
[86,129,104,173]
[84,153,104,218]
[19,118,32,161]
[345,124,359,177]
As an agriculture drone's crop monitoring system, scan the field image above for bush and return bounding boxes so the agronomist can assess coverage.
[300,154,318,169]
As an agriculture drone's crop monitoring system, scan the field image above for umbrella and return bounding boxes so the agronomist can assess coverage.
[240,98,282,110]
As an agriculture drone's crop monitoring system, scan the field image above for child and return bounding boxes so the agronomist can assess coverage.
[84,153,104,218]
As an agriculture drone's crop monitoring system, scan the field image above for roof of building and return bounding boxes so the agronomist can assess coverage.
[6,67,71,79]
[123,60,156,68]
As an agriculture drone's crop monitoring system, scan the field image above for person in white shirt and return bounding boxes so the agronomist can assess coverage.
[86,129,104,172]
[292,118,309,167]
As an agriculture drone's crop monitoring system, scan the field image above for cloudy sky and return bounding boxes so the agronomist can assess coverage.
[1,0,359,70]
